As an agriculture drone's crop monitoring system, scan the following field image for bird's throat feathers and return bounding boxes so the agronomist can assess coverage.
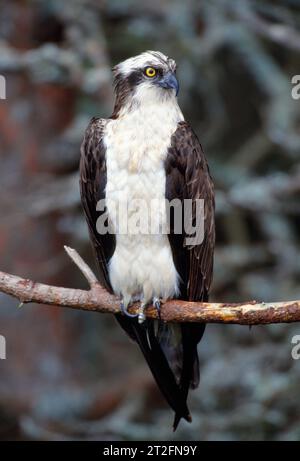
[113,78,182,120]
[106,91,184,174]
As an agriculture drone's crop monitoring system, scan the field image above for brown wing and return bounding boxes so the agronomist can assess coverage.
[164,121,215,430]
[165,120,215,302]
[79,117,115,292]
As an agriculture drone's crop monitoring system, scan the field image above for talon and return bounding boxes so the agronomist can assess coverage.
[153,297,161,321]
[120,300,138,318]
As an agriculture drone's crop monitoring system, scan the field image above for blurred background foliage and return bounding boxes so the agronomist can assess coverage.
[0,0,300,441]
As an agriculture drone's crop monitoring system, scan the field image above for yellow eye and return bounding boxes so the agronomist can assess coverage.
[145,67,157,78]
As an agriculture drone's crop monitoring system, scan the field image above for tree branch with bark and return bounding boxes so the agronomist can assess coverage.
[0,246,299,325]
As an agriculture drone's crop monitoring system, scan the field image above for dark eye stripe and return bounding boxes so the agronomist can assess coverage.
[127,70,143,86]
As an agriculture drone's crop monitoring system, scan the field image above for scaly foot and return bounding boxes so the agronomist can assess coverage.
[138,303,146,324]
[153,297,162,321]
[120,300,138,319]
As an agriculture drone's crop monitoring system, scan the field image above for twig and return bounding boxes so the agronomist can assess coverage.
[0,247,299,325]
[63,245,98,287]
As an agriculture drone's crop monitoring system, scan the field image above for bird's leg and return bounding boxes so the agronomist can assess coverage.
[120,299,138,318]
[138,302,146,324]
[153,296,162,321]
[138,297,162,324]
[120,295,161,323]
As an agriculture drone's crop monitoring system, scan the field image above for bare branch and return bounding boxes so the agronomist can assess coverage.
[64,245,98,287]
[0,247,299,325]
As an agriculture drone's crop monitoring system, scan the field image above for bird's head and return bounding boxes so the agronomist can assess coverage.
[112,51,179,116]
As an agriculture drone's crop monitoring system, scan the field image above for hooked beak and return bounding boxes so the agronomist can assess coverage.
[157,72,179,96]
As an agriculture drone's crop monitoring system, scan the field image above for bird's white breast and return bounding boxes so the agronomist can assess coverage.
[104,98,184,306]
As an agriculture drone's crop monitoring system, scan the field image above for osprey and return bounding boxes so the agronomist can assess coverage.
[80,51,215,430]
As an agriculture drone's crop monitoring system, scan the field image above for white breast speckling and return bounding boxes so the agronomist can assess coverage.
[104,90,184,306]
